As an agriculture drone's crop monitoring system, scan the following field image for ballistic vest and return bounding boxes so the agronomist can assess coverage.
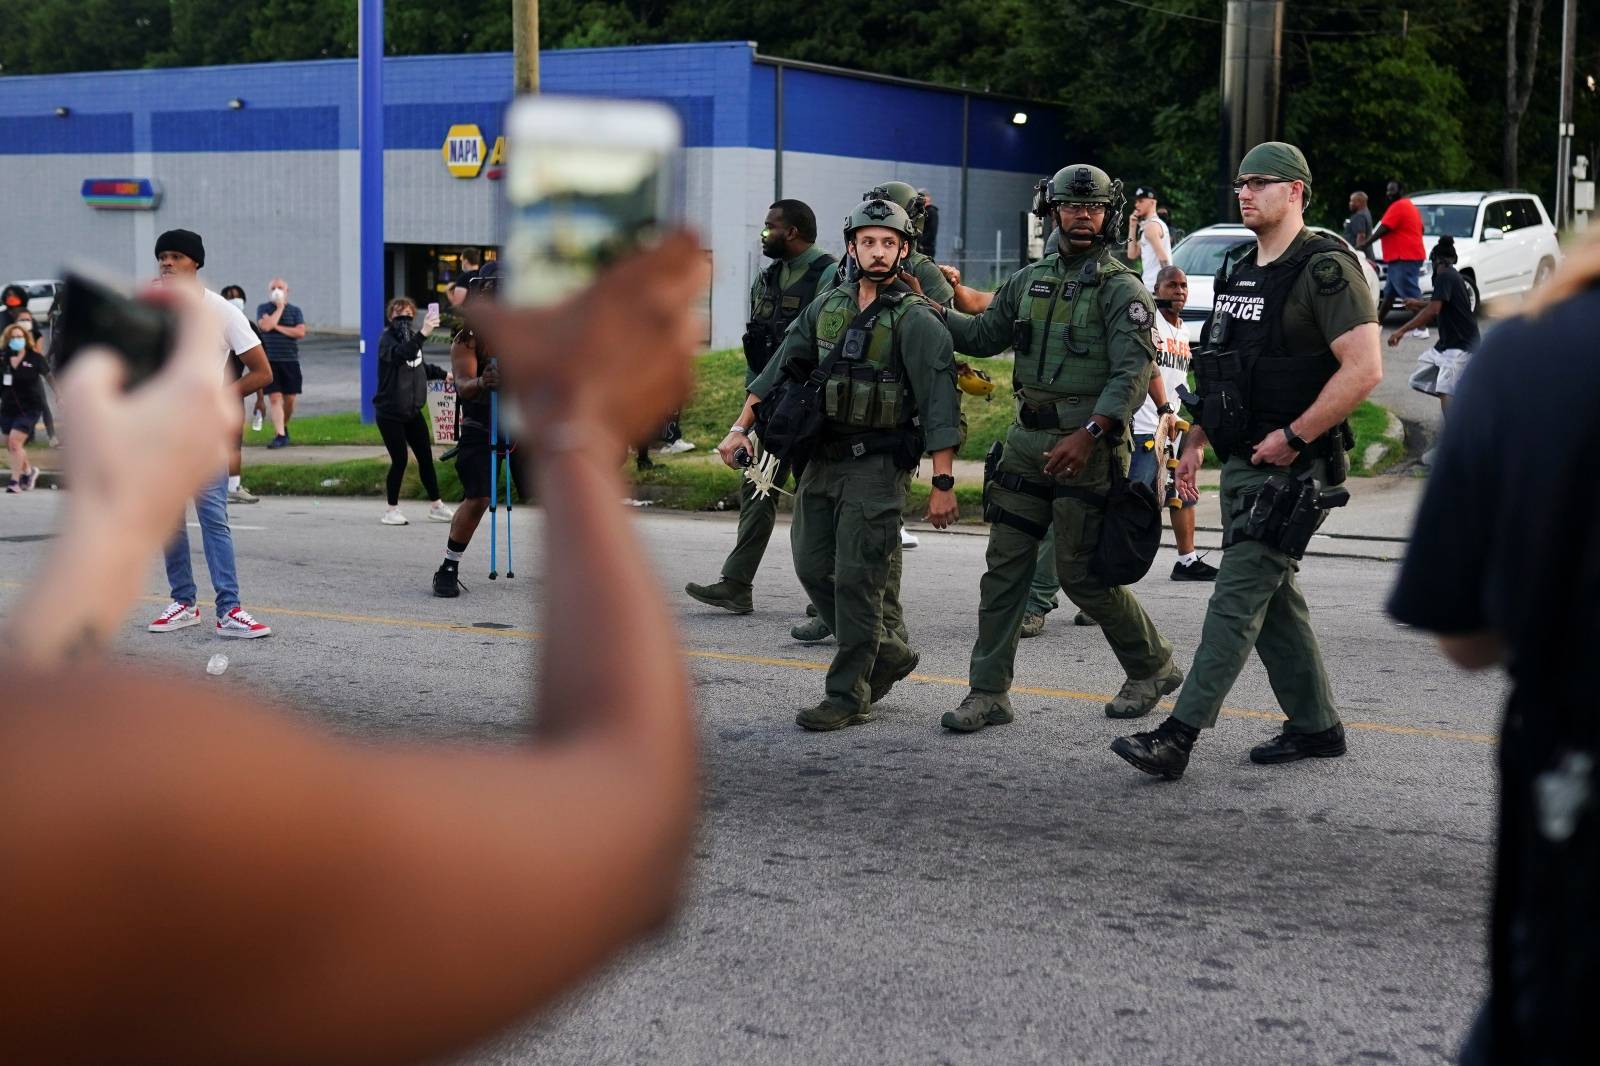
[1206,234,1349,441]
[751,251,837,340]
[812,284,920,433]
[1011,250,1139,403]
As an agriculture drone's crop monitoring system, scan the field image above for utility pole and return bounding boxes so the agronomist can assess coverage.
[513,0,540,94]
[1217,0,1286,222]
[1554,0,1577,229]
[358,0,383,423]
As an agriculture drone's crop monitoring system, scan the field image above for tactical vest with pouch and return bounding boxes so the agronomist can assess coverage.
[1192,233,1353,470]
[812,285,919,438]
[744,252,837,376]
[1009,251,1139,424]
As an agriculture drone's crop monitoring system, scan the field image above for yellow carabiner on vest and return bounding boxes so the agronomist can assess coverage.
[957,362,996,399]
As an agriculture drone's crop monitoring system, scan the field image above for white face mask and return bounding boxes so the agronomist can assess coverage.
[16,320,31,330]
[270,288,286,302]
[228,298,246,311]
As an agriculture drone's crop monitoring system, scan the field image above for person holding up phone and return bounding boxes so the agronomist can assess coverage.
[145,229,276,639]
[2,322,51,492]
[0,233,708,1066]
[374,297,453,526]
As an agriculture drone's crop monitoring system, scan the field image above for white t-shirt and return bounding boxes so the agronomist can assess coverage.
[202,287,260,367]
[1132,313,1192,436]
[1138,215,1172,292]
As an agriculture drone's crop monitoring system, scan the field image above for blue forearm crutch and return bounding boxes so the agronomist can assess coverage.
[503,439,515,579]
[488,388,500,580]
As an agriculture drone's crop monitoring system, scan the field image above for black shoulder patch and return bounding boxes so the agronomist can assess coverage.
[1126,301,1153,327]
[1311,257,1349,295]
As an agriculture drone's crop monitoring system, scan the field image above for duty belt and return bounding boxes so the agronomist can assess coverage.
[817,429,907,462]
[1016,396,1085,431]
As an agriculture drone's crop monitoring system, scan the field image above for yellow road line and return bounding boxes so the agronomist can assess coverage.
[2,583,1497,746]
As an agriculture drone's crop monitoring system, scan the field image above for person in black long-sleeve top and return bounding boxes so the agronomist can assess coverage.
[373,298,454,525]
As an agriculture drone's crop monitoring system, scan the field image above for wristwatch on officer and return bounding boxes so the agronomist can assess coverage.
[1156,403,1174,417]
[1082,420,1106,441]
[931,474,955,492]
[1282,425,1308,452]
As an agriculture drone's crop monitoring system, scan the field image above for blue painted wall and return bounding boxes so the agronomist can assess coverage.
[0,42,1066,171]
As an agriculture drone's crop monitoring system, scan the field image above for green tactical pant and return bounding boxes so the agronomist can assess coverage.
[1026,526,1060,616]
[1172,455,1340,735]
[721,473,783,586]
[969,423,1172,693]
[721,463,907,642]
[791,452,914,712]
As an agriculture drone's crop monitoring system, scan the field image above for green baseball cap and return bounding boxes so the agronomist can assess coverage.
[1236,141,1313,187]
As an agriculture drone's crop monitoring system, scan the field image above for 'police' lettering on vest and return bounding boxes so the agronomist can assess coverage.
[1214,293,1267,322]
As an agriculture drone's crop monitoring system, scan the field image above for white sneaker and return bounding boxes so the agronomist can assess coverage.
[251,411,264,432]
[381,507,408,525]
[427,501,455,522]
[659,439,696,454]
[148,601,201,633]
[228,485,260,504]
[1408,328,1430,339]
[900,527,920,549]
[217,607,271,639]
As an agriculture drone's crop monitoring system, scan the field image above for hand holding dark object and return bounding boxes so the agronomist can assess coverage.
[1042,429,1094,478]
[716,431,748,469]
[898,267,926,298]
[479,364,501,392]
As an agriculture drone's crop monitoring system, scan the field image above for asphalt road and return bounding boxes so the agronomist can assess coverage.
[0,491,1504,1065]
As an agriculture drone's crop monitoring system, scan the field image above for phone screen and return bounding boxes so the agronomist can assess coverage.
[52,271,177,389]
[503,96,681,307]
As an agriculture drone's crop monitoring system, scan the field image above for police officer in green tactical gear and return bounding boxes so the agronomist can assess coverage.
[686,200,838,628]
[841,181,956,308]
[1111,142,1382,780]
[931,163,1183,731]
[717,199,962,731]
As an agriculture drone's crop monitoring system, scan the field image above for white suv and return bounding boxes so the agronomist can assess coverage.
[1408,191,1560,312]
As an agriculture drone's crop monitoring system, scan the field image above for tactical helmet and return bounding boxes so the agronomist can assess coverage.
[863,181,927,238]
[843,198,916,244]
[1033,164,1125,244]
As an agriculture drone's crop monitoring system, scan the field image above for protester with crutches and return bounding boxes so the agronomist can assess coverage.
[433,263,528,597]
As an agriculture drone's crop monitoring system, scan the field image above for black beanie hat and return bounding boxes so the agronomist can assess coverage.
[155,228,206,268]
[1430,235,1457,263]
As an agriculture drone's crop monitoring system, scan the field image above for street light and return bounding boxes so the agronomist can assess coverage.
[54,106,70,117]
[1011,111,1028,126]
[228,98,245,110]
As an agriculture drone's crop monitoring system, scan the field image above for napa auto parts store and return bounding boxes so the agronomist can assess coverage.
[0,41,1071,349]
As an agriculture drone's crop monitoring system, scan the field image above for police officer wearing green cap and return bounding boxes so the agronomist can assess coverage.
[1111,141,1382,780]
[686,200,837,621]
[716,199,961,731]
[931,163,1182,732]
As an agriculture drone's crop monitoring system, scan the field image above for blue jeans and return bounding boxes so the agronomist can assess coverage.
[1382,259,1423,300]
[163,472,239,618]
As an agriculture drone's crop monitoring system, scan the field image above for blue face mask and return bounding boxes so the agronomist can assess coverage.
[7,337,25,352]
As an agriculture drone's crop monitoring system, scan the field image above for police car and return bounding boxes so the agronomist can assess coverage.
[1168,226,1380,344]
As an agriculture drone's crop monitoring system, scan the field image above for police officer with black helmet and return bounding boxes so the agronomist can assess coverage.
[1111,141,1382,780]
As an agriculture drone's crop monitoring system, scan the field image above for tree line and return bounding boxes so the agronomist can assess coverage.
[2,0,1594,234]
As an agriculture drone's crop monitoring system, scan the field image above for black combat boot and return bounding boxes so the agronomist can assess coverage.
[1249,723,1347,765]
[1110,716,1199,780]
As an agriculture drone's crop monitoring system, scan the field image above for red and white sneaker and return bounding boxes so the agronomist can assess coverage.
[217,607,272,639]
[148,601,201,633]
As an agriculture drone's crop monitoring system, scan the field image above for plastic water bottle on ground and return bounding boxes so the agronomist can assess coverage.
[206,654,229,676]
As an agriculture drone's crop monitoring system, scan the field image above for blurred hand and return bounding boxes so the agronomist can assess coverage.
[57,302,241,547]
[1176,448,1201,503]
[479,364,500,391]
[938,264,961,288]
[471,231,708,452]
[1155,412,1178,450]
[898,268,926,298]
[1387,330,1404,348]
